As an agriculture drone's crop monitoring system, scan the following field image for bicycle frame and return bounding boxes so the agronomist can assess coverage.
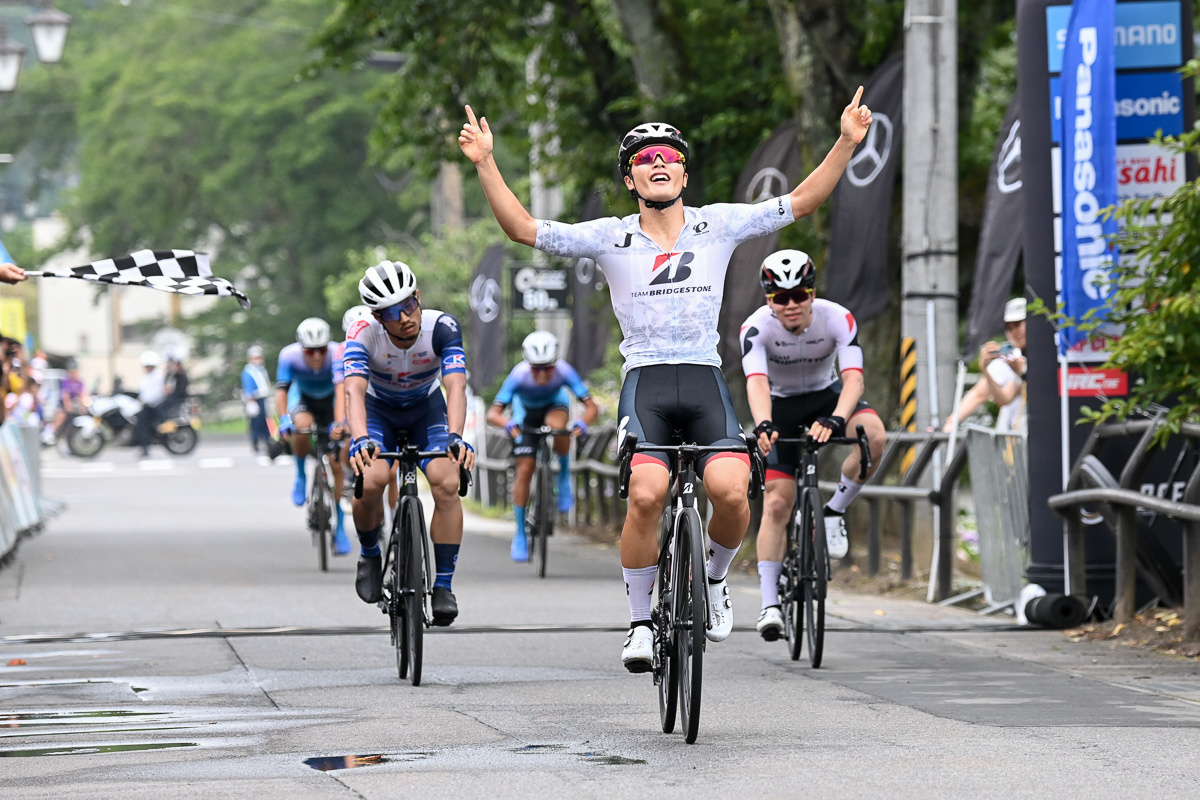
[524,426,572,578]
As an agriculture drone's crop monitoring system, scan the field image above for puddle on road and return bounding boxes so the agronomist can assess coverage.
[513,743,567,752]
[304,754,393,771]
[1,709,166,728]
[0,741,197,758]
[579,752,648,765]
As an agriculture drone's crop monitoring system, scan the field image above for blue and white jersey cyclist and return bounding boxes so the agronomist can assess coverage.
[276,317,350,556]
[343,260,476,626]
[460,88,873,672]
[487,331,599,562]
[739,250,886,641]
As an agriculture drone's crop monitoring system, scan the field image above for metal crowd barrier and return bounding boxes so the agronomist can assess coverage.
[0,423,64,565]
[1048,414,1200,636]
[963,426,1030,613]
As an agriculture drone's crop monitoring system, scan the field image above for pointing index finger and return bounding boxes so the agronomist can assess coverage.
[465,104,479,128]
[851,85,864,109]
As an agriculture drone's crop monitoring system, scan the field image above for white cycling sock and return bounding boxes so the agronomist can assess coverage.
[623,566,657,623]
[758,560,783,608]
[706,540,739,582]
[827,474,865,515]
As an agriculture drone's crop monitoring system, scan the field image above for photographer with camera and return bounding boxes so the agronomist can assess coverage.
[944,297,1027,432]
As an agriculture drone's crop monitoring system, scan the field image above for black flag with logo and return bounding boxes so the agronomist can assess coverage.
[962,99,1023,358]
[824,51,904,323]
[567,192,611,378]
[467,243,506,393]
[718,120,803,374]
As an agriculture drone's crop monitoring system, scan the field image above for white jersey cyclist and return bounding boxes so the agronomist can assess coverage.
[739,298,864,396]
[536,196,795,370]
[342,311,466,406]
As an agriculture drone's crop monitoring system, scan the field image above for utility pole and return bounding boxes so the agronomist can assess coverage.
[903,0,958,595]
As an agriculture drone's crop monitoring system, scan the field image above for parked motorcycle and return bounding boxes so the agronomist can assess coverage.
[67,393,201,458]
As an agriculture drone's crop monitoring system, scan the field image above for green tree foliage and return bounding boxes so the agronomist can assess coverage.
[0,0,407,396]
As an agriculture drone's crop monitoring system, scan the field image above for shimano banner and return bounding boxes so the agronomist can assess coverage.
[824,50,904,324]
[1059,0,1118,352]
[466,244,506,393]
[718,119,803,374]
[567,192,610,378]
[963,100,1024,358]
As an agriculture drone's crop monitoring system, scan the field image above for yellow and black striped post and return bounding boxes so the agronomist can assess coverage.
[899,337,917,474]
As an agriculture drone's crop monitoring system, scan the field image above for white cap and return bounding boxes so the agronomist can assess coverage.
[247,345,264,358]
[1003,297,1026,323]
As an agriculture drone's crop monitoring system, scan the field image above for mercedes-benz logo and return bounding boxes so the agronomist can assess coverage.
[997,119,1022,195]
[469,275,501,323]
[846,112,894,188]
[745,167,789,203]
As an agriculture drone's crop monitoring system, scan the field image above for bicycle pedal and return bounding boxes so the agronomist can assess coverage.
[760,629,781,642]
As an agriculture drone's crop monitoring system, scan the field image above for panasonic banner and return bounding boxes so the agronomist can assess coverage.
[1017,0,1194,602]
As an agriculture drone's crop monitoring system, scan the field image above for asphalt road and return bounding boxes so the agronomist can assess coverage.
[2,437,1200,798]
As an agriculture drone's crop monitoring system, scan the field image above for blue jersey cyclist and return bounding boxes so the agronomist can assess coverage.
[460,88,873,671]
[486,331,599,562]
[276,317,350,556]
[344,260,476,626]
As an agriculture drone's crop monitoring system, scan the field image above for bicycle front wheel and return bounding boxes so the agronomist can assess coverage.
[311,462,331,573]
[784,501,804,661]
[675,508,706,744]
[656,515,677,734]
[801,487,828,668]
[401,498,427,687]
[532,460,551,578]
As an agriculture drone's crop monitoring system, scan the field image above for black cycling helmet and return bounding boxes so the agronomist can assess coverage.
[760,250,816,292]
[617,122,690,177]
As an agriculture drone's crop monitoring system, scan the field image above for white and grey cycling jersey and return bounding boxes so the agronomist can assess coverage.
[739,299,864,397]
[535,197,794,370]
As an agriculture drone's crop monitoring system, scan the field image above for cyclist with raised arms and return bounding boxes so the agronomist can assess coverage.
[740,250,886,640]
[276,317,350,556]
[487,330,599,562]
[460,90,872,671]
[343,260,476,626]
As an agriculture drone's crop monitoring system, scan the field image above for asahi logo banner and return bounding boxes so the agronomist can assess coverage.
[466,243,506,392]
[824,50,904,324]
[717,119,803,374]
[963,100,1024,358]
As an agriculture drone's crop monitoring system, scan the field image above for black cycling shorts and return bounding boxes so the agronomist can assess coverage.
[289,393,336,432]
[617,363,747,474]
[766,383,875,479]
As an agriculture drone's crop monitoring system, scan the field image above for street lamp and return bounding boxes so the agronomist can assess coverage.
[0,1,72,93]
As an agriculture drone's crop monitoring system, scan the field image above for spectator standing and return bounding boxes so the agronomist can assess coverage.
[241,345,272,453]
[944,297,1028,432]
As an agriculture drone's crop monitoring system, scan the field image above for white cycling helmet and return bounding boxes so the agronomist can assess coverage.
[359,260,417,310]
[139,350,161,368]
[760,249,816,292]
[296,317,331,349]
[522,331,559,366]
[341,304,373,332]
[618,122,689,176]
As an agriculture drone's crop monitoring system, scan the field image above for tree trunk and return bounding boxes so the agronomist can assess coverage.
[609,0,685,115]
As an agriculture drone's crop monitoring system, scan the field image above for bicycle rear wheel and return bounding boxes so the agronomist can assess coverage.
[656,515,677,734]
[532,460,551,578]
[389,524,407,681]
[784,500,804,661]
[801,487,828,668]
[676,508,705,744]
[402,498,427,687]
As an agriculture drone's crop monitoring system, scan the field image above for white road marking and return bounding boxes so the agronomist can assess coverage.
[137,460,174,471]
[81,463,116,473]
[198,458,235,469]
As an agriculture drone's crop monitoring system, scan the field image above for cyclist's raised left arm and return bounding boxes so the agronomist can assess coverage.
[789,86,872,219]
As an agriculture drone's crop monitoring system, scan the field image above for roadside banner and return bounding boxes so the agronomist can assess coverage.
[825,50,904,323]
[567,192,611,379]
[1059,0,1118,352]
[718,120,802,374]
[963,100,1024,358]
[466,244,506,393]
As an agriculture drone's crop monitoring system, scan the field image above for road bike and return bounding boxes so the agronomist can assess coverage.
[354,433,469,686]
[301,427,341,573]
[774,425,870,668]
[523,426,572,579]
[618,432,763,744]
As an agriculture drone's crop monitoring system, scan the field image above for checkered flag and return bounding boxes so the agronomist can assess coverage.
[26,249,250,309]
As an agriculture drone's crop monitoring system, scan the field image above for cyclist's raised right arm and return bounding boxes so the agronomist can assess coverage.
[460,105,537,247]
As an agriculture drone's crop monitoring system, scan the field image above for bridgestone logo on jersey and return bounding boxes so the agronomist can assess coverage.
[631,285,713,298]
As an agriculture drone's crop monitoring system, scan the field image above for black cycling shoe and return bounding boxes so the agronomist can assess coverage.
[431,586,458,626]
[355,555,382,603]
